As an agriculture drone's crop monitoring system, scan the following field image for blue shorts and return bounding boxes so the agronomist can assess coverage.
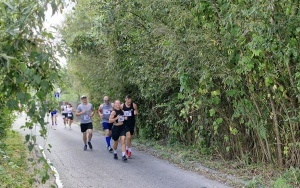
[51,111,57,116]
[102,122,113,130]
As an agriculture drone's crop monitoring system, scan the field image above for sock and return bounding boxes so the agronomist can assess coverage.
[114,150,117,154]
[122,152,125,156]
[106,137,110,147]
[126,146,128,150]
[128,148,132,152]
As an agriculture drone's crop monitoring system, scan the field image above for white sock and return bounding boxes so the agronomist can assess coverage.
[128,148,132,152]
[122,152,126,156]
[114,150,117,154]
[126,146,128,150]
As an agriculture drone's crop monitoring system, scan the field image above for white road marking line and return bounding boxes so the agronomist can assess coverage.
[39,145,63,188]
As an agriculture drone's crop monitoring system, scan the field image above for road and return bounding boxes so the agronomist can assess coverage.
[13,113,231,188]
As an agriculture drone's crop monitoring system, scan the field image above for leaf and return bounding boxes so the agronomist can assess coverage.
[0,3,6,16]
[28,144,34,152]
[51,0,58,16]
[264,76,273,86]
[209,109,216,117]
[6,26,21,36]
[0,54,14,70]
[32,135,36,144]
[3,1,14,10]
[25,134,30,143]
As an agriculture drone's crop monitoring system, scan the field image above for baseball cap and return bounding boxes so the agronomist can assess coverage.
[81,95,87,99]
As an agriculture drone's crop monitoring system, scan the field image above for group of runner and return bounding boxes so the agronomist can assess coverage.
[74,95,138,162]
[60,102,74,129]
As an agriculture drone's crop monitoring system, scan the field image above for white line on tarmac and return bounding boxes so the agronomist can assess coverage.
[39,145,63,188]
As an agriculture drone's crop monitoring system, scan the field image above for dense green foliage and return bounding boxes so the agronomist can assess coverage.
[62,0,300,171]
[0,0,65,139]
[0,0,66,184]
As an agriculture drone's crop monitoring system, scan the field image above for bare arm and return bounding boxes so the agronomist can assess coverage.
[90,108,95,117]
[98,104,103,118]
[133,103,138,115]
[75,110,84,116]
[109,111,118,123]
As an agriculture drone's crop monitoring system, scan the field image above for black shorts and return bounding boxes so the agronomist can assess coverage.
[80,122,93,133]
[126,124,134,135]
[67,113,73,120]
[62,113,68,118]
[112,125,127,141]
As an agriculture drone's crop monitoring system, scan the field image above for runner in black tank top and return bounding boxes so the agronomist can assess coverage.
[109,100,128,161]
[122,95,138,158]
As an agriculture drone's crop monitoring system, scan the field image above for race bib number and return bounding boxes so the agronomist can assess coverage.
[83,115,90,121]
[124,110,132,117]
[68,113,72,117]
[118,116,124,122]
[103,109,110,115]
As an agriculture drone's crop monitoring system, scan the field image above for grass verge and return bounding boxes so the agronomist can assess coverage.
[0,130,56,188]
[133,138,300,188]
[0,130,34,187]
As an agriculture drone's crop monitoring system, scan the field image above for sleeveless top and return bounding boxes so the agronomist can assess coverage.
[113,109,124,124]
[123,102,135,124]
[61,105,68,113]
[67,107,73,117]
[101,103,113,123]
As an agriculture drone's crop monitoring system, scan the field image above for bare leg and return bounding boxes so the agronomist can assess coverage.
[87,129,93,141]
[69,119,73,128]
[104,129,109,137]
[54,115,57,125]
[121,136,126,153]
[126,131,132,148]
[82,132,87,145]
[113,139,118,150]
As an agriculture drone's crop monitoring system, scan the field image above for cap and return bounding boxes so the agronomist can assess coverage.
[81,95,87,99]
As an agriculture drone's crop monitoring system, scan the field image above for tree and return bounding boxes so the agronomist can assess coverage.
[61,0,300,169]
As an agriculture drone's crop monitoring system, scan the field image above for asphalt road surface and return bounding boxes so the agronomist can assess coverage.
[13,113,231,188]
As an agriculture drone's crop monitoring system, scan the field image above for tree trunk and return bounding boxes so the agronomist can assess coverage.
[268,88,283,168]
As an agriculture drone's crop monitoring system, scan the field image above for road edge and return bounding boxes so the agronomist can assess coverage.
[38,145,64,188]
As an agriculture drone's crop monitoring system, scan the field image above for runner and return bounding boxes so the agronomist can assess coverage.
[61,101,68,127]
[75,95,95,151]
[66,103,74,129]
[122,95,138,158]
[109,100,128,161]
[50,109,58,127]
[98,96,114,152]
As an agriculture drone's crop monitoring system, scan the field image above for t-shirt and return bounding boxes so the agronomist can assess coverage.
[77,103,94,123]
